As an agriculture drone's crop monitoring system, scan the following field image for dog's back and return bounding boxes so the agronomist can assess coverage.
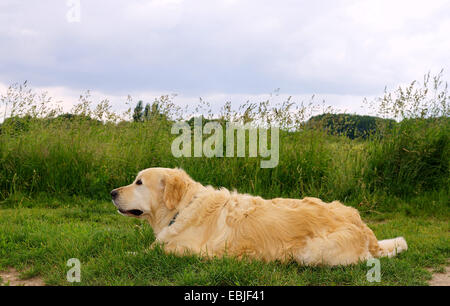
[159,188,407,265]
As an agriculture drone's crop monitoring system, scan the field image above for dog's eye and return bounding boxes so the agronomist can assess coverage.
[136,179,142,185]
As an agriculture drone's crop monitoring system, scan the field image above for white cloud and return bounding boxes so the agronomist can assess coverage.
[124,0,183,29]
[0,0,448,114]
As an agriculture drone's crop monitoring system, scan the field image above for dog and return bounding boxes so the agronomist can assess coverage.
[111,167,407,266]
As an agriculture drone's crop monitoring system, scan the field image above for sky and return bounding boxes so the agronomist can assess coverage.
[1,0,449,116]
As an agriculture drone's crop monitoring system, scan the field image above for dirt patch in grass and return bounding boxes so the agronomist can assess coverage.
[428,266,450,286]
[0,267,45,286]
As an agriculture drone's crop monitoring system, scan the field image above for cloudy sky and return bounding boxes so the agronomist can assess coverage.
[1,0,449,115]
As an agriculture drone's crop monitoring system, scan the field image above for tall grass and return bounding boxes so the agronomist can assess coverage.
[365,71,449,197]
[0,72,448,213]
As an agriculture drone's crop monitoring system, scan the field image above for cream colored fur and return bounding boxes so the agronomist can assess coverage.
[111,167,407,266]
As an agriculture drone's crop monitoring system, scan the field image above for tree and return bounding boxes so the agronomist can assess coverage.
[144,102,166,121]
[143,103,151,121]
[132,101,144,122]
[307,113,396,139]
[133,100,168,123]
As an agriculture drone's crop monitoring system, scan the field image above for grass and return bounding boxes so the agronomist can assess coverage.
[0,72,449,285]
[0,196,448,286]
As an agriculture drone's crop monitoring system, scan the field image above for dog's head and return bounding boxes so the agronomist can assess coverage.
[110,167,191,219]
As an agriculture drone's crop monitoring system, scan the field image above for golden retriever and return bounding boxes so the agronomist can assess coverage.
[111,167,407,266]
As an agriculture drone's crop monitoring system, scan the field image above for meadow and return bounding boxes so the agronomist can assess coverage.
[0,72,448,285]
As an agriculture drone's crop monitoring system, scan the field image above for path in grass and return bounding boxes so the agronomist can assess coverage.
[428,266,450,286]
[0,198,449,286]
[0,267,45,286]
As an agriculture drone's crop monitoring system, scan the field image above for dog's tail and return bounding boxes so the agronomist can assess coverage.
[376,237,408,258]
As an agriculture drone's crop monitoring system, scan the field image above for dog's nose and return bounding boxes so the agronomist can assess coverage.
[110,190,118,199]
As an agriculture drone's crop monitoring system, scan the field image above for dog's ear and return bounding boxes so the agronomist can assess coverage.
[163,172,187,210]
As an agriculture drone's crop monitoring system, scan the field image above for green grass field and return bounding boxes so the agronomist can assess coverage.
[0,197,448,286]
[0,75,449,285]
